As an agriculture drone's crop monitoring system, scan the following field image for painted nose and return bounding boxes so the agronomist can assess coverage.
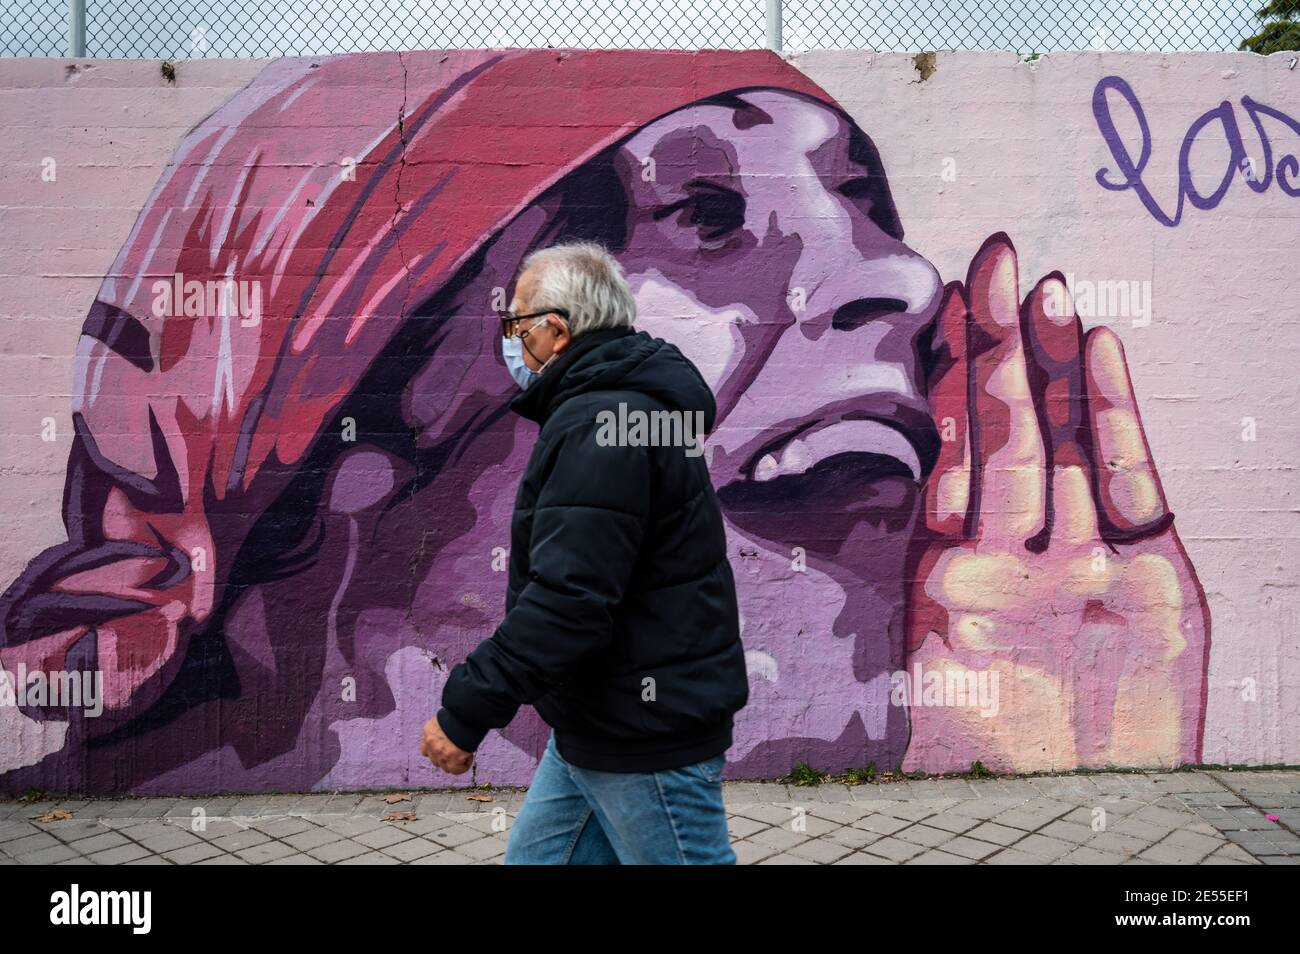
[798,250,940,342]
[831,297,912,332]
[789,204,941,341]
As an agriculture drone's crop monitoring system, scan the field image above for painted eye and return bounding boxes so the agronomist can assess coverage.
[655,181,745,242]
[838,176,901,239]
[838,176,875,201]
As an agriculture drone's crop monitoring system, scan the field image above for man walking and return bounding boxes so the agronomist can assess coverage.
[420,241,746,864]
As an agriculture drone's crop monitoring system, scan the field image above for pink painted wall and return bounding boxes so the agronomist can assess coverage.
[0,51,1295,793]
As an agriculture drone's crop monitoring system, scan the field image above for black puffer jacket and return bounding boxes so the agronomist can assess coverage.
[437,327,747,772]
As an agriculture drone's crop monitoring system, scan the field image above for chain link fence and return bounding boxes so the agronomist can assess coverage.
[0,0,1272,58]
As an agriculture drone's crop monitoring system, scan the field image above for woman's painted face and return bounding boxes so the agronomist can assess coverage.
[612,90,945,771]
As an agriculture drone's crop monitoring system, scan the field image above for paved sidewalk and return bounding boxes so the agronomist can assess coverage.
[1,769,1297,865]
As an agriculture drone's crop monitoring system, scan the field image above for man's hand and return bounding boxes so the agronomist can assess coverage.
[903,233,1210,774]
[420,715,474,775]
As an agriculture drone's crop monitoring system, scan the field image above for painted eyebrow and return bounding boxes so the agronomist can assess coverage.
[83,300,153,372]
[643,109,868,180]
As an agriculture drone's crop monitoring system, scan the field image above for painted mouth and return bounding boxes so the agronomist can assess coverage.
[747,417,923,484]
[715,401,938,539]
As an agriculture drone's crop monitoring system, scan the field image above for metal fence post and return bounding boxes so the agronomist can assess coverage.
[68,0,86,56]
[765,0,782,51]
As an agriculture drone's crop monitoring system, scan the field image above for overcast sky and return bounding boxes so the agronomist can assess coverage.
[2,0,1266,58]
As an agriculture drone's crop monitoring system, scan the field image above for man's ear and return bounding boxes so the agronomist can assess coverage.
[551,317,572,354]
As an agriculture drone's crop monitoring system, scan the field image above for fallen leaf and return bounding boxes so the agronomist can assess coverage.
[32,809,73,823]
[466,793,494,803]
[383,793,412,804]
[384,811,417,822]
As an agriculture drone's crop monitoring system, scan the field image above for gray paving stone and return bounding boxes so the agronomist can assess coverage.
[283,826,344,852]
[732,802,803,826]
[423,823,485,849]
[1014,833,1075,861]
[1029,776,1103,798]
[0,821,41,843]
[826,826,881,850]
[984,848,1047,864]
[19,843,83,864]
[408,849,477,865]
[788,838,854,864]
[323,815,387,838]
[390,815,458,837]
[941,835,1001,860]
[306,839,370,863]
[851,813,912,836]
[337,851,402,865]
[351,825,414,849]
[895,824,952,848]
[1140,842,1210,864]
[948,798,1021,820]
[831,850,894,864]
[266,853,324,865]
[382,838,444,862]
[237,841,300,864]
[881,800,952,822]
[807,785,856,803]
[86,844,152,864]
[138,829,202,853]
[909,849,974,864]
[1038,820,1096,844]
[4,768,1295,866]
[748,826,809,852]
[862,837,925,862]
[165,798,240,818]
[252,795,310,815]
[67,831,129,855]
[164,843,225,864]
[1086,830,1156,856]
[458,836,507,861]
[726,815,769,839]
[964,822,1026,847]
[1060,845,1127,865]
[211,829,270,852]
[251,816,315,838]
[805,801,873,823]
[924,812,981,835]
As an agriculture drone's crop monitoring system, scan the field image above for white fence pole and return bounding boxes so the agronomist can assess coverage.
[68,0,86,56]
[766,0,783,52]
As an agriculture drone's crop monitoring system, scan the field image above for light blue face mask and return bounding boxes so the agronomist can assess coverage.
[502,315,555,390]
[501,333,539,390]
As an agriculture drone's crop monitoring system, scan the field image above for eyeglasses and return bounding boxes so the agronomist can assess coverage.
[499,307,570,339]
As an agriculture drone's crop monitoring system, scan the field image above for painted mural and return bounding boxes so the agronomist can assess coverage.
[0,49,1234,793]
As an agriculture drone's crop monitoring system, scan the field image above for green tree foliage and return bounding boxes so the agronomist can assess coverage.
[1240,0,1300,52]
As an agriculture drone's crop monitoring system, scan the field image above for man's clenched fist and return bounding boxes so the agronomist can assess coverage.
[420,715,474,775]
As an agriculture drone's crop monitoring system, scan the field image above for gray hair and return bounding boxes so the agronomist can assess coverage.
[520,241,636,337]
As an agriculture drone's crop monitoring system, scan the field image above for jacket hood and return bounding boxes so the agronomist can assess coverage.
[511,328,718,432]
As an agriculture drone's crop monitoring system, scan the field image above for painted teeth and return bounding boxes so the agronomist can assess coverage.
[752,420,920,483]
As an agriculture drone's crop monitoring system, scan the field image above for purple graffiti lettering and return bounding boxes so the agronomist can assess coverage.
[1093,75,1300,225]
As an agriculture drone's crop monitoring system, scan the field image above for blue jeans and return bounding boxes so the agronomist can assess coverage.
[504,731,736,864]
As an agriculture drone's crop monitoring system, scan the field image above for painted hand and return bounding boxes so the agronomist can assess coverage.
[420,715,474,775]
[902,234,1210,773]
